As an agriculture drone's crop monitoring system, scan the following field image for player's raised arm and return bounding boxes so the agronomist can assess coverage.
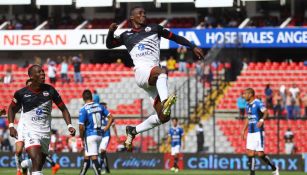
[158,25,204,59]
[106,23,123,49]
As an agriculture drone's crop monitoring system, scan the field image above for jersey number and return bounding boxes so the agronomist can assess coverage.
[92,113,102,129]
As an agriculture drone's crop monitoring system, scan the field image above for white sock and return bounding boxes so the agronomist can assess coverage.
[15,154,22,170]
[156,73,168,102]
[136,114,161,134]
[21,159,32,169]
[32,171,43,175]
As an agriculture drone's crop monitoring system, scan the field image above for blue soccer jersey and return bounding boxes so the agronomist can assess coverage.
[246,99,266,133]
[102,118,111,137]
[79,102,110,137]
[169,127,184,147]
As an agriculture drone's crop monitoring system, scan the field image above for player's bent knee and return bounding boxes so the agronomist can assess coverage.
[159,115,170,124]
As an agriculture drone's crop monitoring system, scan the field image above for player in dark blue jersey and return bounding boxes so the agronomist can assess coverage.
[99,102,119,174]
[168,117,184,173]
[241,88,279,175]
[79,90,114,175]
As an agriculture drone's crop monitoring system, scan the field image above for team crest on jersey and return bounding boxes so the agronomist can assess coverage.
[252,104,256,108]
[138,44,145,51]
[36,108,43,115]
[43,91,49,97]
[145,27,151,32]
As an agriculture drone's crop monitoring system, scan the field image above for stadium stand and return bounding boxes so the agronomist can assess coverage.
[217,62,307,114]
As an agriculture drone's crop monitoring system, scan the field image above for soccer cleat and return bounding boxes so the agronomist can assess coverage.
[52,163,60,175]
[101,170,106,174]
[16,170,22,175]
[174,168,179,173]
[170,167,175,172]
[272,166,279,175]
[162,94,177,116]
[124,126,136,152]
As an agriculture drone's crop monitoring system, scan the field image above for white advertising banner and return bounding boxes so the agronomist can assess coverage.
[0,29,169,50]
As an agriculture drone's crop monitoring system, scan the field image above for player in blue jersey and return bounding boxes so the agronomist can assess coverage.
[99,102,119,174]
[79,90,114,175]
[168,117,184,173]
[241,88,279,175]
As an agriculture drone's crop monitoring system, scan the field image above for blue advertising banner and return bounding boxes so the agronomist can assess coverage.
[169,28,307,48]
[184,154,303,171]
[0,152,304,171]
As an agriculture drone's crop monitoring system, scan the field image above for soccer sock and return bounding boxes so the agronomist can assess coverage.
[80,159,90,175]
[21,159,32,169]
[105,153,110,173]
[46,155,56,167]
[15,154,22,171]
[174,157,179,168]
[136,114,161,134]
[248,156,255,175]
[32,171,43,175]
[92,159,101,175]
[260,155,276,171]
[100,152,106,168]
[156,73,168,102]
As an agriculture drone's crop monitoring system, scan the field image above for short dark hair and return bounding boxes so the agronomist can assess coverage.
[82,89,92,101]
[27,64,40,77]
[130,6,144,16]
[100,102,107,106]
[172,117,178,121]
[245,88,255,96]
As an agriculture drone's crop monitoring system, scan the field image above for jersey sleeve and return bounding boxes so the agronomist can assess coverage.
[258,101,267,113]
[78,108,87,125]
[106,31,124,48]
[168,128,172,136]
[51,86,64,107]
[157,25,173,39]
[157,24,196,49]
[180,128,184,136]
[11,90,22,108]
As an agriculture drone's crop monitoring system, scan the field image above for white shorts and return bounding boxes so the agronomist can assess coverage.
[23,132,50,155]
[134,66,158,104]
[246,132,265,152]
[84,135,102,156]
[99,136,110,151]
[171,145,181,156]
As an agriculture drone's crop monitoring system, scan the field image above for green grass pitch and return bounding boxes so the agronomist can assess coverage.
[0,168,303,175]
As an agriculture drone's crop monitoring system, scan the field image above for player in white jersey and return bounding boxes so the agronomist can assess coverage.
[106,6,204,151]
[8,65,76,175]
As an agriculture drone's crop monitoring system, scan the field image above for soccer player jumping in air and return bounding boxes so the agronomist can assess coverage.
[106,6,204,151]
[241,88,279,175]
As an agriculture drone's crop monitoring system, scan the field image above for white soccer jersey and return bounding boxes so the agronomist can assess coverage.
[12,84,65,136]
